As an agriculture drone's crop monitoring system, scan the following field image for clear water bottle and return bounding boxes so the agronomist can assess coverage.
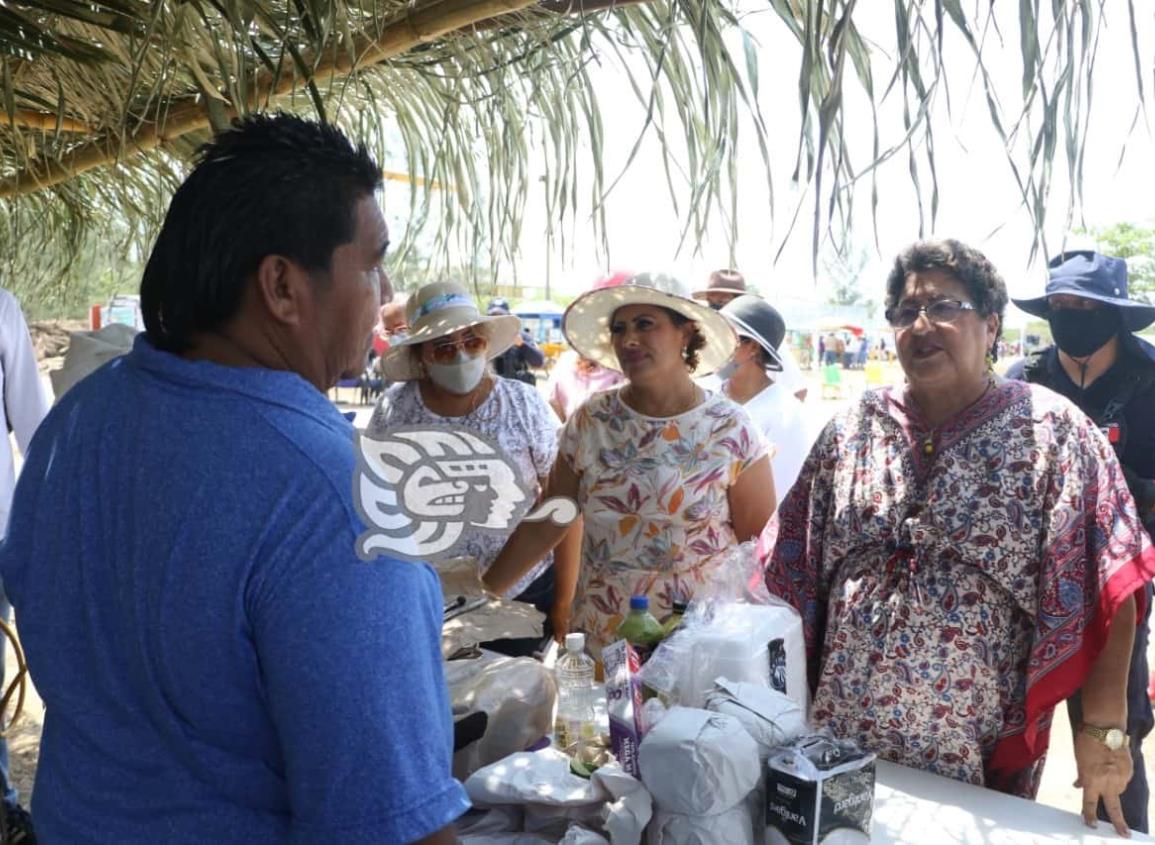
[554,632,596,749]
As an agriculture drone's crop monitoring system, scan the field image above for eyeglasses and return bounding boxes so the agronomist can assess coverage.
[429,334,488,364]
[886,298,976,329]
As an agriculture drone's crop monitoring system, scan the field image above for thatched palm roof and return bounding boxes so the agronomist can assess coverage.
[0,2,1148,309]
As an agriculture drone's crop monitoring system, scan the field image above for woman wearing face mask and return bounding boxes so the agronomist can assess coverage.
[369,282,582,648]
[760,240,1155,834]
[483,273,775,658]
[715,295,815,499]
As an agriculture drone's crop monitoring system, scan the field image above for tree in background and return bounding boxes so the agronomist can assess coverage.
[1078,222,1155,304]
[822,242,879,321]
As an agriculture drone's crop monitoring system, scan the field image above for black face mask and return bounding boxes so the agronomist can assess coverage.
[1048,307,1120,359]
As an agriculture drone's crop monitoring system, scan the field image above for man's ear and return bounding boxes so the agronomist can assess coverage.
[253,254,310,326]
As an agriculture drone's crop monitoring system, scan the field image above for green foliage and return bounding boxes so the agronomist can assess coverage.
[1077,221,1155,303]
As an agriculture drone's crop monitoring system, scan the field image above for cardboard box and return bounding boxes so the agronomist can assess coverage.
[603,639,648,777]
[765,735,875,845]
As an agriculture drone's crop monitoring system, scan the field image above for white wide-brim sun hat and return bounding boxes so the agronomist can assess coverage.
[381,281,521,381]
[562,272,737,376]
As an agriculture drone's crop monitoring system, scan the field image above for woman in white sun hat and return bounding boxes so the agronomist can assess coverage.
[368,281,582,652]
[483,273,775,657]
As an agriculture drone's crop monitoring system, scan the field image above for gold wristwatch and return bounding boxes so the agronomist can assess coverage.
[1082,724,1129,751]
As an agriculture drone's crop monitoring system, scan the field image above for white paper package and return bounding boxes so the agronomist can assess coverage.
[638,707,761,816]
[645,805,755,845]
[704,679,808,761]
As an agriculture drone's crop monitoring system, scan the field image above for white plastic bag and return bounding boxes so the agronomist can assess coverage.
[638,543,807,711]
[638,707,760,816]
[447,654,557,780]
[466,749,652,845]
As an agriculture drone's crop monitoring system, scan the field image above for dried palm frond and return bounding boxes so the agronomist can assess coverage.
[0,0,1147,311]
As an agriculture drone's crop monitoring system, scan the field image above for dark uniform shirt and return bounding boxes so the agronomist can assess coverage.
[1008,334,1155,832]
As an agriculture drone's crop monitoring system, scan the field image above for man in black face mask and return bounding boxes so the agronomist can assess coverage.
[1008,250,1155,834]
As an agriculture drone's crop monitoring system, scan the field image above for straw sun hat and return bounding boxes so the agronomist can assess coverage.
[380,282,521,381]
[563,272,737,376]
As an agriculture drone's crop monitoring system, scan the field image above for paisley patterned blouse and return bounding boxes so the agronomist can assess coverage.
[762,380,1155,797]
[560,387,766,657]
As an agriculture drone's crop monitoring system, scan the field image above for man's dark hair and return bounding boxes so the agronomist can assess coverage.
[884,239,1008,344]
[140,113,383,352]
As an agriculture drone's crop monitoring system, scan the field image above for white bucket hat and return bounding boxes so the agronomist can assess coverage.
[381,281,521,381]
[562,272,737,375]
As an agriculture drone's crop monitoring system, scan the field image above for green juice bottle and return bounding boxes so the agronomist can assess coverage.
[615,595,665,664]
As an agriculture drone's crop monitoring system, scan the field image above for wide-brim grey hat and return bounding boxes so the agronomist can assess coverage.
[563,272,737,375]
[719,295,785,371]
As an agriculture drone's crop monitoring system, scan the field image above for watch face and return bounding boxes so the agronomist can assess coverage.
[1107,729,1126,750]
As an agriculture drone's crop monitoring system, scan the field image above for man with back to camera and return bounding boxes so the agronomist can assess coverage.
[0,114,468,843]
[1009,250,1154,834]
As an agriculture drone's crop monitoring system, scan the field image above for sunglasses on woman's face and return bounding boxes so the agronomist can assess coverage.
[429,334,487,364]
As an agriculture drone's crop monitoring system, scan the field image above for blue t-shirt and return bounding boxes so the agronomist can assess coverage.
[0,336,469,843]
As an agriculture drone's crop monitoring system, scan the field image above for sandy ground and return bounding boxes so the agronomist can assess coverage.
[3,361,1151,829]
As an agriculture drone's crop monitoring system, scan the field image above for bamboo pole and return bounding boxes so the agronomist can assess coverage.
[3,110,90,134]
[466,0,650,31]
[0,0,537,198]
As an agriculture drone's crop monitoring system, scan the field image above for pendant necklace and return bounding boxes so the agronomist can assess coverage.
[917,377,995,457]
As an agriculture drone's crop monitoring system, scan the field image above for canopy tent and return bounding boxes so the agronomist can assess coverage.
[512,300,566,346]
[512,300,566,318]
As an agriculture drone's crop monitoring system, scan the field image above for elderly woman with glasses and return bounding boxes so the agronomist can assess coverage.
[368,282,582,649]
[760,240,1155,834]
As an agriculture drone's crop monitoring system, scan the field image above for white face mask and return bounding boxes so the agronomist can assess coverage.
[715,357,741,382]
[427,349,486,394]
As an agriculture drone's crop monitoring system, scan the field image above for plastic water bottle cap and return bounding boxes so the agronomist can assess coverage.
[565,632,586,654]
[629,595,649,611]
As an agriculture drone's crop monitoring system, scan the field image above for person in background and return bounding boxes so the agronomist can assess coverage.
[369,282,582,647]
[1008,250,1155,833]
[0,286,50,843]
[824,332,839,366]
[763,239,1154,836]
[487,297,545,386]
[716,295,814,499]
[693,269,809,401]
[546,272,630,422]
[485,273,774,657]
[0,114,468,844]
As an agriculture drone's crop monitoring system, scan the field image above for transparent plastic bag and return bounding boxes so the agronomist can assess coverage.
[637,542,807,711]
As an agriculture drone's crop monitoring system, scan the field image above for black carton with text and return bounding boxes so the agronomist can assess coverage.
[764,735,875,845]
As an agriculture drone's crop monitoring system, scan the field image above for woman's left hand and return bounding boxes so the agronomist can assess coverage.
[1073,730,1134,837]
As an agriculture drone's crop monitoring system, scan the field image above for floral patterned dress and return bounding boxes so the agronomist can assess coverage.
[762,380,1155,797]
[560,388,766,657]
